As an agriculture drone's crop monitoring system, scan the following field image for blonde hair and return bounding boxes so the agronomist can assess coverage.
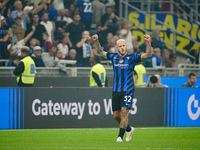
[116,39,126,45]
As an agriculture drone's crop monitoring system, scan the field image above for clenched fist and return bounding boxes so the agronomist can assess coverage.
[92,34,98,41]
[143,35,151,42]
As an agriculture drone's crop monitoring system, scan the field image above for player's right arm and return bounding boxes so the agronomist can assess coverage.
[92,34,107,59]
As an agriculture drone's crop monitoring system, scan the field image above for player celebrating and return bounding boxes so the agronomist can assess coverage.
[92,34,152,142]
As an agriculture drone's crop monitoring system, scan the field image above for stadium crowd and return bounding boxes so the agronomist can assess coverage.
[0,0,199,69]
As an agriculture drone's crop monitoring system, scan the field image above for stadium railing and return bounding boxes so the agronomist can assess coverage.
[0,63,199,77]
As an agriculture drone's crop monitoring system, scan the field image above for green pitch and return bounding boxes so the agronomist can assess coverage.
[0,127,200,150]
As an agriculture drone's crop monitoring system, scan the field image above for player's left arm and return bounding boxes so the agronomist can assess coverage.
[141,35,152,61]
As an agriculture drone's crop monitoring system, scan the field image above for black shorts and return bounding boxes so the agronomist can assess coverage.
[112,90,134,111]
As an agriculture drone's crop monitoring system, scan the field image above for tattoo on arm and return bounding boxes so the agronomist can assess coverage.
[94,40,107,59]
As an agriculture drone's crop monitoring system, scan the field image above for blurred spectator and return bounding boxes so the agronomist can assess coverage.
[56,50,63,59]
[1,33,13,59]
[146,74,168,87]
[29,38,37,56]
[40,12,53,43]
[169,53,177,68]
[138,42,146,53]
[57,34,69,59]
[65,49,77,60]
[76,0,92,30]
[95,25,107,46]
[104,32,113,47]
[3,8,13,29]
[0,0,10,13]
[68,3,76,18]
[31,46,45,67]
[152,48,166,70]
[65,13,85,47]
[57,21,68,34]
[101,6,120,35]
[12,17,25,41]
[154,74,168,87]
[65,49,77,67]
[132,36,140,54]
[89,55,107,87]
[37,1,68,22]
[76,30,92,67]
[41,45,67,74]
[11,0,30,30]
[54,0,64,10]
[119,20,133,52]
[7,26,36,56]
[62,9,73,24]
[52,22,62,45]
[41,45,58,67]
[7,52,18,66]
[133,62,146,87]
[151,28,163,50]
[91,48,97,57]
[26,14,48,47]
[91,0,105,26]
[181,73,198,87]
[162,49,172,67]
[146,75,159,87]
[105,37,117,53]
[0,19,12,51]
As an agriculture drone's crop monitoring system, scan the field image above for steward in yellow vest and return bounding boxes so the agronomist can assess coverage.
[90,55,107,87]
[13,46,36,87]
[133,63,146,87]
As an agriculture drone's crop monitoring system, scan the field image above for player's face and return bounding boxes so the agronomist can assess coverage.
[117,41,127,56]
[189,76,197,85]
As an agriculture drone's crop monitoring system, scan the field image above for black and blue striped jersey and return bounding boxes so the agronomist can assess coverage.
[107,52,141,92]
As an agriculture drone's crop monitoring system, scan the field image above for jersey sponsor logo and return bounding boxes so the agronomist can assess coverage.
[114,64,129,69]
[114,64,129,67]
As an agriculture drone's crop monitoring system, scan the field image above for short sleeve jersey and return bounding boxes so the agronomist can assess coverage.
[107,52,141,92]
[76,0,92,20]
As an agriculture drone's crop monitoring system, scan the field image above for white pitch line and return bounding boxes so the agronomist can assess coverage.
[0,127,200,132]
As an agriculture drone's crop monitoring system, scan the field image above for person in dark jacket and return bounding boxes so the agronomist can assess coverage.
[31,46,45,67]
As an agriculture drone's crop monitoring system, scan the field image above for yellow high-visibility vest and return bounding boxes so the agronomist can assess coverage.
[17,56,36,84]
[90,63,106,87]
[134,64,146,87]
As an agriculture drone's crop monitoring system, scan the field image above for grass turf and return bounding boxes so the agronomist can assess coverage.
[0,127,200,150]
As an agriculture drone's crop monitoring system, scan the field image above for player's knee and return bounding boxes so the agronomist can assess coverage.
[113,113,120,120]
[113,114,120,120]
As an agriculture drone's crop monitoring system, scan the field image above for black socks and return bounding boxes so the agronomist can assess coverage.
[118,124,131,139]
[118,128,125,139]
[126,124,131,132]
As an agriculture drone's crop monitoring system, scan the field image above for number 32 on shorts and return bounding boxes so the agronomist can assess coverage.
[124,96,137,115]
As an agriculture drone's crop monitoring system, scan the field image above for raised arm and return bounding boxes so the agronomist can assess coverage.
[23,26,35,44]
[92,34,107,59]
[141,35,152,61]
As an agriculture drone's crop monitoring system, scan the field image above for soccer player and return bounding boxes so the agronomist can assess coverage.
[92,34,152,142]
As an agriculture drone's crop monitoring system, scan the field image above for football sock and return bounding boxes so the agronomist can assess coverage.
[118,128,125,139]
[126,124,131,132]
